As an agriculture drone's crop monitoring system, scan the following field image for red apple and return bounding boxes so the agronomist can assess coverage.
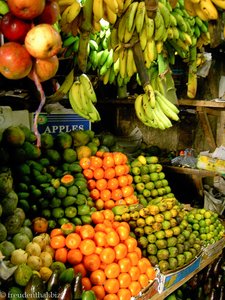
[0,12,31,43]
[0,42,33,79]
[35,0,60,25]
[7,0,46,20]
[25,23,62,59]
[28,55,59,82]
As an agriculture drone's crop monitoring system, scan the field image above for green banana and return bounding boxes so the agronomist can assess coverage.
[155,91,180,121]
[63,35,78,47]
[158,2,171,28]
[126,1,139,32]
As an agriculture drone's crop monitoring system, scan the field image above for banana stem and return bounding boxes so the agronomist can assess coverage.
[77,0,93,72]
[133,42,150,88]
[145,0,158,18]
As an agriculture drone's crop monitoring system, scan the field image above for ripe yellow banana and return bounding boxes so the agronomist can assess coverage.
[135,1,146,34]
[199,0,218,20]
[211,0,225,9]
[103,0,119,14]
[93,0,104,21]
[79,74,97,104]
[184,0,197,16]
[58,0,74,6]
[135,94,155,127]
[66,0,81,23]
[119,48,127,79]
[126,1,139,32]
[69,81,89,119]
[116,0,124,15]
[104,5,117,24]
[126,48,135,78]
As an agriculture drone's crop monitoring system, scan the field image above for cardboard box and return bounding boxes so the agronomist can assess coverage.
[30,112,91,136]
[202,237,225,258]
[157,255,202,293]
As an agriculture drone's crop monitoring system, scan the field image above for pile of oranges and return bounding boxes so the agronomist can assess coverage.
[49,209,156,300]
[79,152,138,210]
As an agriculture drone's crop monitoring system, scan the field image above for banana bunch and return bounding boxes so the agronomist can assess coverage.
[92,0,131,31]
[68,73,101,122]
[46,69,75,103]
[134,87,180,130]
[58,0,82,35]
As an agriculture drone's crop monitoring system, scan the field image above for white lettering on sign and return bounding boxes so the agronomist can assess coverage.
[43,124,85,134]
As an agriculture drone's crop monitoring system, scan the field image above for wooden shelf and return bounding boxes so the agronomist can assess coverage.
[151,251,223,300]
[178,99,225,108]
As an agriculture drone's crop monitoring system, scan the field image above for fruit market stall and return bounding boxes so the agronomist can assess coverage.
[1,0,225,299]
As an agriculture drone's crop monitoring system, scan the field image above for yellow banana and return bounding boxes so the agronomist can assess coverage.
[58,0,74,6]
[119,48,127,79]
[69,81,89,119]
[103,0,119,14]
[211,0,225,9]
[124,22,135,43]
[93,0,104,21]
[116,0,124,15]
[126,1,139,32]
[135,1,146,33]
[193,3,209,20]
[66,0,81,23]
[122,0,133,13]
[79,74,97,104]
[127,48,135,78]
[184,0,197,16]
[135,94,155,127]
[145,15,155,40]
[139,22,148,50]
[146,39,157,64]
[104,5,117,24]
[118,14,127,42]
[199,0,218,20]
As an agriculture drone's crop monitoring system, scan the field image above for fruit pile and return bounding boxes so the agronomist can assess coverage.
[129,155,174,207]
[0,126,102,227]
[0,0,62,81]
[113,196,225,273]
[80,152,139,210]
[49,209,156,299]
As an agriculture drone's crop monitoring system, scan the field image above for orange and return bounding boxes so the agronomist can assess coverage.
[95,246,103,255]
[83,168,94,180]
[90,156,103,169]
[83,253,101,272]
[115,165,126,177]
[90,269,106,285]
[106,230,120,247]
[102,209,114,221]
[79,224,95,239]
[50,235,66,249]
[124,195,138,205]
[79,157,91,169]
[123,164,130,174]
[114,199,126,206]
[107,178,119,190]
[121,185,134,198]
[129,266,141,281]
[65,233,81,249]
[114,243,128,260]
[112,152,125,165]
[93,167,105,180]
[100,189,111,201]
[91,211,105,224]
[100,247,116,264]
[87,179,96,190]
[104,200,115,210]
[50,228,63,238]
[119,222,130,230]
[96,151,105,158]
[124,236,137,252]
[82,277,92,290]
[94,231,107,247]
[137,257,150,274]
[73,263,87,277]
[126,174,133,185]
[118,258,131,273]
[103,155,115,169]
[111,188,123,201]
[128,281,142,297]
[117,175,128,187]
[117,288,132,300]
[96,178,108,191]
[104,263,121,279]
[90,188,100,200]
[95,223,107,233]
[116,225,130,241]
[146,266,156,280]
[126,251,139,266]
[138,273,149,288]
[135,247,142,260]
[91,285,105,300]
[67,248,83,265]
[117,272,131,288]
[79,239,96,255]
[104,167,116,179]
[104,278,120,294]
[104,295,119,300]
[54,247,67,263]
